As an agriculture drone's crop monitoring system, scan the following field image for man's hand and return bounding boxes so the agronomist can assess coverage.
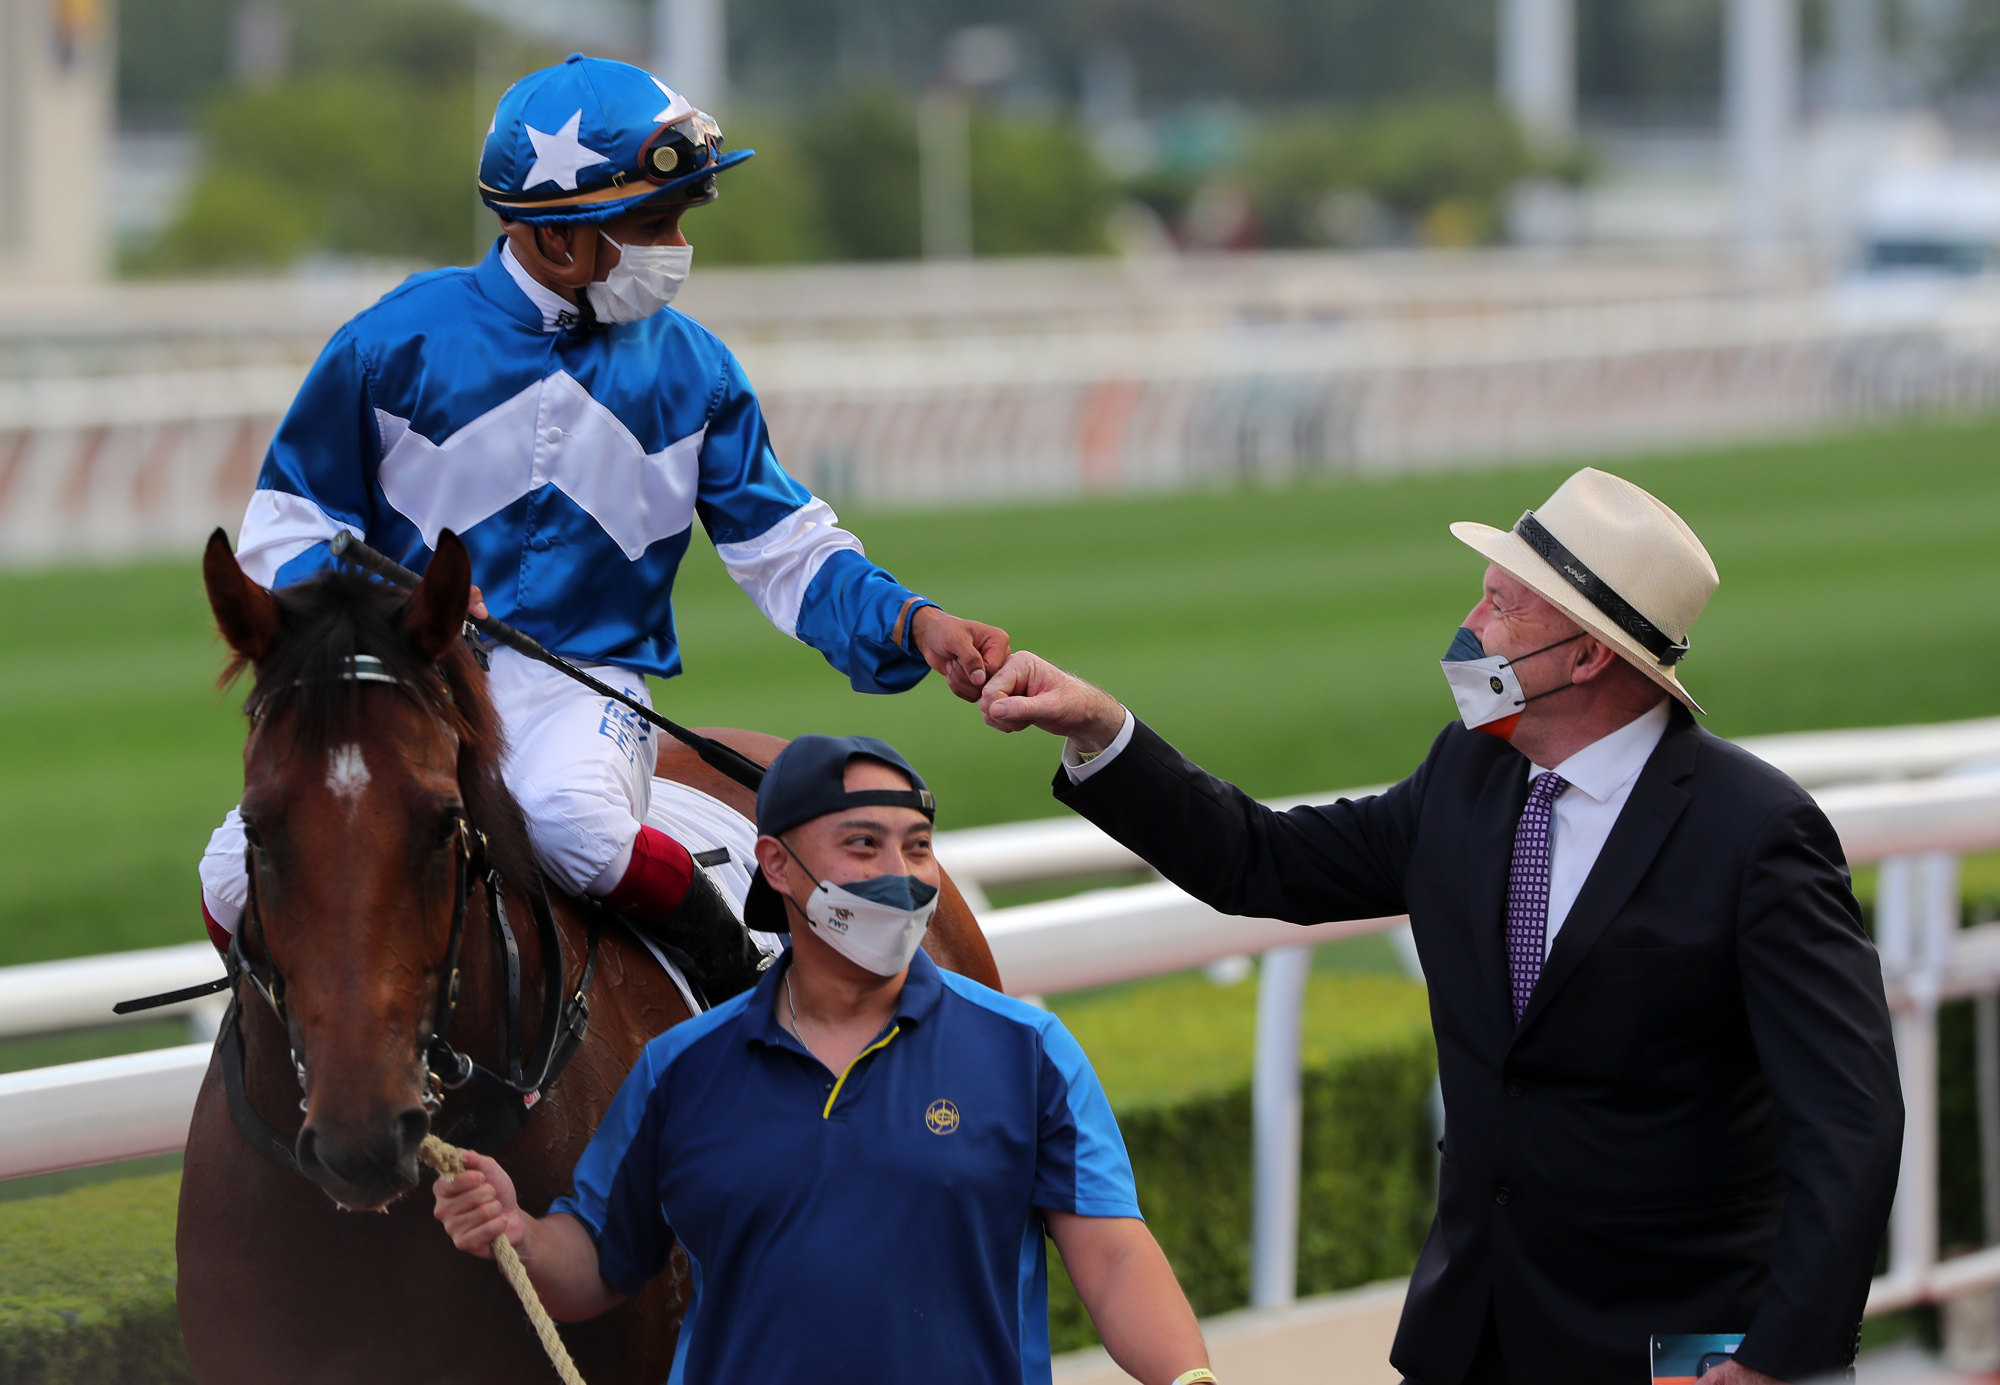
[978,652,1126,754]
[431,1153,626,1321]
[432,1149,525,1261]
[1699,1362,1784,1385]
[468,583,488,622]
[911,606,1011,702]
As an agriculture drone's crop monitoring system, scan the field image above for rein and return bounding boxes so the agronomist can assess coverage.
[122,651,602,1169]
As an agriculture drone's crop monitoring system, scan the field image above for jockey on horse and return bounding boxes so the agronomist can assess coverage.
[196,53,1009,1002]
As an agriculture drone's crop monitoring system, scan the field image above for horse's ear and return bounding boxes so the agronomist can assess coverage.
[203,528,281,664]
[405,531,471,662]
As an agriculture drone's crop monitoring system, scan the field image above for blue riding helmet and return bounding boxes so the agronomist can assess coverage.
[477,53,754,225]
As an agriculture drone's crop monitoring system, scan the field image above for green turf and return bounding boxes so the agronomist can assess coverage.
[1049,969,1433,1109]
[4,414,2000,967]
[0,1021,193,1077]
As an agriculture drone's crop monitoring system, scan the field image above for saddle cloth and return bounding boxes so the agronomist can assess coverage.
[637,775,784,1015]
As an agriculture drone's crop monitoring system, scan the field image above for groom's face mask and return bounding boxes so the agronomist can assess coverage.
[1440,626,1585,739]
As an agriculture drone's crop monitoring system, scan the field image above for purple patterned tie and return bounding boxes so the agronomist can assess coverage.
[1506,771,1569,1024]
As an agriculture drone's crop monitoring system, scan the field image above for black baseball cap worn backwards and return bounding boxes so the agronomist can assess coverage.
[744,735,936,933]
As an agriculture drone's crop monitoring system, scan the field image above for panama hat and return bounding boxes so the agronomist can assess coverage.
[1450,468,1719,713]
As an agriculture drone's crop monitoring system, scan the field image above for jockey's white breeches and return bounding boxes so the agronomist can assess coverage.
[199,647,658,935]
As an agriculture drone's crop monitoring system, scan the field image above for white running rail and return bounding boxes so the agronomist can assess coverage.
[9,715,1999,1044]
[5,718,2000,1321]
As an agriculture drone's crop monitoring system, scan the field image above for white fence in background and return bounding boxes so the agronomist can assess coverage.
[8,285,2000,566]
[5,714,2000,1320]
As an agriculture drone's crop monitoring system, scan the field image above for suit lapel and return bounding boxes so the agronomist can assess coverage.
[1466,749,1533,1039]
[1512,709,1699,1040]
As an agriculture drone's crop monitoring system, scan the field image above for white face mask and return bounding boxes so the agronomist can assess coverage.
[783,844,939,977]
[1439,626,1582,739]
[584,234,692,324]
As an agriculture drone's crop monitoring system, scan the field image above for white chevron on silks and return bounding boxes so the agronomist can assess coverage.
[233,370,871,645]
[375,371,707,561]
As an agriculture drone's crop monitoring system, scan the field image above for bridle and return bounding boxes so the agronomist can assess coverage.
[208,651,601,1167]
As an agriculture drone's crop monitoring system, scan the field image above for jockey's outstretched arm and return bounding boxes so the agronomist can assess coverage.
[433,1150,624,1322]
[693,353,1009,702]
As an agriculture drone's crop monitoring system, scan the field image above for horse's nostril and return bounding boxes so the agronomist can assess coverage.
[295,1114,423,1205]
[294,1125,321,1175]
[396,1108,431,1161]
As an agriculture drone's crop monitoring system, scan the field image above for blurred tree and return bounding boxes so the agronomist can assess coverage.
[686,115,837,265]
[123,0,1505,125]
[725,0,1495,110]
[970,113,1114,256]
[118,0,237,125]
[118,0,497,124]
[1942,2,2000,92]
[1064,0,1493,108]
[150,166,318,268]
[795,86,924,260]
[1576,0,1723,124]
[139,76,486,271]
[1237,101,1541,249]
[123,0,1569,270]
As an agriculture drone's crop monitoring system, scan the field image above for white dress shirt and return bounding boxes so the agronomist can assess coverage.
[500,241,579,332]
[1064,698,1673,957]
[1527,697,1670,953]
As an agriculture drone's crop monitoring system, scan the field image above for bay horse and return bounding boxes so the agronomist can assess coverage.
[177,530,1000,1383]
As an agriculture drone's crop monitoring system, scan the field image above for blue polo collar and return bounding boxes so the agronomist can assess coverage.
[743,946,946,1054]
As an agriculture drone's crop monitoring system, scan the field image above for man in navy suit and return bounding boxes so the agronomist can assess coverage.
[979,467,1902,1384]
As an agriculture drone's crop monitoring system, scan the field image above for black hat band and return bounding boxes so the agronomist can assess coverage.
[1514,512,1690,667]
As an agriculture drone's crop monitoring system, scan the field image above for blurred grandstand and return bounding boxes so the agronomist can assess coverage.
[2,0,2000,569]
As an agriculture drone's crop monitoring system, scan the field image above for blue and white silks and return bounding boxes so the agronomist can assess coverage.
[234,239,934,692]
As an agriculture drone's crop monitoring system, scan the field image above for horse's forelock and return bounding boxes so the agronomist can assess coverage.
[241,571,536,897]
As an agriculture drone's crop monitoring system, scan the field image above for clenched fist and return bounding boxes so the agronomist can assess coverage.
[977,652,1126,753]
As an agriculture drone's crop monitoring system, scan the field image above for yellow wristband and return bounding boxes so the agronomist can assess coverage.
[1172,1371,1218,1385]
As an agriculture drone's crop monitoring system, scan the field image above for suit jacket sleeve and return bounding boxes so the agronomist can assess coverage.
[1052,717,1435,924]
[1732,796,1903,1379]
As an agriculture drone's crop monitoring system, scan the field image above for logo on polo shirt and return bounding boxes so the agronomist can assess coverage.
[925,1098,960,1135]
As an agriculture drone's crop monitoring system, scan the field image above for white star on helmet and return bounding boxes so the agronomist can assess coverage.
[649,74,694,126]
[522,110,609,191]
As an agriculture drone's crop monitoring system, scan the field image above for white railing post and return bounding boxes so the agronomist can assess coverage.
[1978,990,2000,1246]
[1881,854,1941,1294]
[1250,944,1310,1309]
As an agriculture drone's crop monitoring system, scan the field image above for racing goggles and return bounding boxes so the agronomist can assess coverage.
[638,110,725,186]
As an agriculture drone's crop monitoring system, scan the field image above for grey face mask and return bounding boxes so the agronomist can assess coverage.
[781,841,939,976]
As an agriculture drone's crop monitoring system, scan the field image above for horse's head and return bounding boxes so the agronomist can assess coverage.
[205,529,521,1209]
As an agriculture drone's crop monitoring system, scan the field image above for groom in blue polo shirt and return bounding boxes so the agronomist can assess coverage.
[434,734,1213,1385]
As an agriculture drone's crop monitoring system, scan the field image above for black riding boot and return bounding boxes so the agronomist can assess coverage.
[622,869,770,1005]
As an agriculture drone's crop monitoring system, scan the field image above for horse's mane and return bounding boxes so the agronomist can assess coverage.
[226,570,538,899]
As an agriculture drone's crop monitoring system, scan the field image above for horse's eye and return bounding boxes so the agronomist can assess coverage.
[435,813,464,848]
[242,820,264,850]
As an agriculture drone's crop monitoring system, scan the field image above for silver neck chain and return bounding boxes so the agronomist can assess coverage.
[784,968,810,1050]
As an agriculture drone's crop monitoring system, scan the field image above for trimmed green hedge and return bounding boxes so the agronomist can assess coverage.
[0,1173,190,1384]
[1046,1030,1436,1352]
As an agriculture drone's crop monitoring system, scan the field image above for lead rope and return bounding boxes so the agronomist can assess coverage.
[419,1135,590,1385]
